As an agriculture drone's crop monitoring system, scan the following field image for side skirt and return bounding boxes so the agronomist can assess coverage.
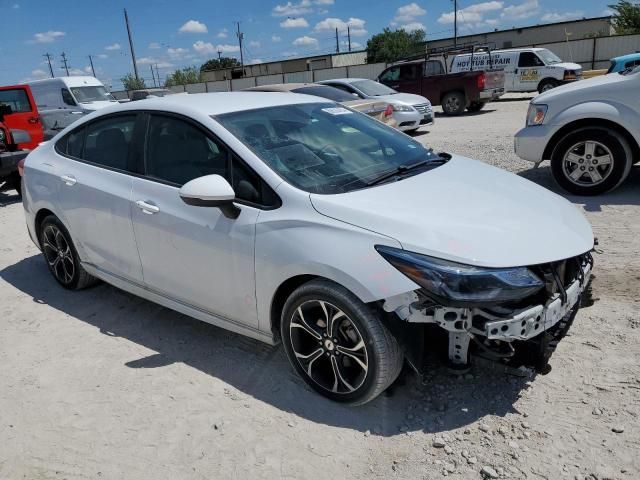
[82,262,276,346]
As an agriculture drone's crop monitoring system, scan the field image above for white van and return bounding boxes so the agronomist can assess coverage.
[25,76,118,113]
[450,48,582,93]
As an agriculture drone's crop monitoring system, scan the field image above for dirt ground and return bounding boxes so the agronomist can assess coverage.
[1,97,638,480]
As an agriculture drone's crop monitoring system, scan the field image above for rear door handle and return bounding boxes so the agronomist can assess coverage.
[135,200,160,214]
[60,174,77,186]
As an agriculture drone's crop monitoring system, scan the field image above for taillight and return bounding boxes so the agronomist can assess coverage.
[384,104,394,117]
[477,73,486,90]
[18,158,25,177]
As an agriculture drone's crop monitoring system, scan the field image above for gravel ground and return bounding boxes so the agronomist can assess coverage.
[1,97,639,480]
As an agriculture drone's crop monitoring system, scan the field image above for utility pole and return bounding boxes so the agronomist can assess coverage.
[149,65,157,87]
[453,0,458,47]
[347,26,352,52]
[335,27,339,53]
[124,8,140,81]
[88,55,96,76]
[154,63,161,87]
[217,50,222,61]
[43,53,54,77]
[235,22,244,75]
[60,52,70,76]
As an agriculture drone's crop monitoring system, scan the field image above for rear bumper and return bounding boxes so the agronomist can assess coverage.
[479,87,505,101]
[514,124,556,163]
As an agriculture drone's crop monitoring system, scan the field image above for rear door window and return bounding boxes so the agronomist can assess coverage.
[424,61,444,76]
[379,67,400,82]
[83,115,137,170]
[0,88,32,113]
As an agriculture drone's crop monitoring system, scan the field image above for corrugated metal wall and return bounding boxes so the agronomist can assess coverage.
[110,35,640,97]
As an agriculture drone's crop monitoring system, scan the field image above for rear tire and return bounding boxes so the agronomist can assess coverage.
[280,279,403,405]
[550,128,632,196]
[467,101,485,112]
[441,92,466,115]
[39,215,99,290]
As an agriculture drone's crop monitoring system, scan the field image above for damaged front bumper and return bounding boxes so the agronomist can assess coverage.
[382,255,593,373]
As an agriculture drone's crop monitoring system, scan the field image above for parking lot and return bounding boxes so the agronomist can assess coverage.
[1,96,638,479]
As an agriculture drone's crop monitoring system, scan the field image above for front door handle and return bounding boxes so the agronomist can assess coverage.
[135,200,160,215]
[60,174,77,186]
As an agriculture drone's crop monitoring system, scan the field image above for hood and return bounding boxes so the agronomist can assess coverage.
[552,62,582,71]
[78,100,118,111]
[535,70,632,103]
[380,93,431,106]
[310,156,593,268]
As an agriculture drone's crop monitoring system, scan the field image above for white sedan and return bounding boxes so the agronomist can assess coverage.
[21,92,593,404]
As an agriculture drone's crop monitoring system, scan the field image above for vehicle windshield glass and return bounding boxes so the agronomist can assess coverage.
[536,49,562,65]
[351,80,397,96]
[215,102,442,194]
[69,86,116,103]
[293,86,356,102]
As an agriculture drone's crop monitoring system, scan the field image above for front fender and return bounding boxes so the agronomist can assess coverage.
[549,100,640,147]
[254,212,419,336]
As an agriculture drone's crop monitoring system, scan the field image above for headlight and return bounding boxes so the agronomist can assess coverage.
[392,103,415,112]
[376,245,544,305]
[526,104,547,126]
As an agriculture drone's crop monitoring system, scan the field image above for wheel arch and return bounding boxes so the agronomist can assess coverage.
[34,208,57,243]
[537,77,558,92]
[270,274,320,339]
[543,118,640,162]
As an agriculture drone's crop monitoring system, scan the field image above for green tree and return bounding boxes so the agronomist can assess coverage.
[609,0,640,34]
[164,67,203,87]
[366,28,426,63]
[121,73,146,90]
[200,57,240,72]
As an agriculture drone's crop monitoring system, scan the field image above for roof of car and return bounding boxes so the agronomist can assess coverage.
[245,83,318,92]
[95,91,331,117]
[317,78,368,85]
[611,52,640,62]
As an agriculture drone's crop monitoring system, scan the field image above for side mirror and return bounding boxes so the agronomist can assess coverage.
[10,129,31,145]
[179,174,240,219]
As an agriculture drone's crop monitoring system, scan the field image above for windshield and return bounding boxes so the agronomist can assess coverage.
[216,102,441,194]
[351,80,397,96]
[293,86,356,102]
[536,49,562,65]
[69,86,116,103]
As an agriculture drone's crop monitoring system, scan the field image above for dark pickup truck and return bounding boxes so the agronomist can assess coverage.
[377,58,505,115]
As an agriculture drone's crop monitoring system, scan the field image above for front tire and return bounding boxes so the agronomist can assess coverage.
[538,79,558,93]
[39,215,99,290]
[280,279,403,405]
[441,91,466,115]
[550,128,632,196]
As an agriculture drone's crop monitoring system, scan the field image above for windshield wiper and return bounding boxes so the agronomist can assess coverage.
[365,159,433,186]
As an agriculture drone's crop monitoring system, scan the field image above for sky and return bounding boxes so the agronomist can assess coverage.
[1,0,613,89]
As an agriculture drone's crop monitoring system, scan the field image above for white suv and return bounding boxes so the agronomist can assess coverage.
[515,68,640,195]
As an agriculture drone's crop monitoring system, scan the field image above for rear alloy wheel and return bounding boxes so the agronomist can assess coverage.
[281,280,403,405]
[551,128,632,195]
[39,216,99,290]
[441,92,466,115]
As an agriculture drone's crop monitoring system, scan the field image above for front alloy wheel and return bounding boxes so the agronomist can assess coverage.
[281,279,403,405]
[551,128,631,195]
[289,300,369,394]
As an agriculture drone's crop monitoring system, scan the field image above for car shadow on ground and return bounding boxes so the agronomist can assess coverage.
[517,164,640,211]
[434,109,496,118]
[1,254,533,437]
